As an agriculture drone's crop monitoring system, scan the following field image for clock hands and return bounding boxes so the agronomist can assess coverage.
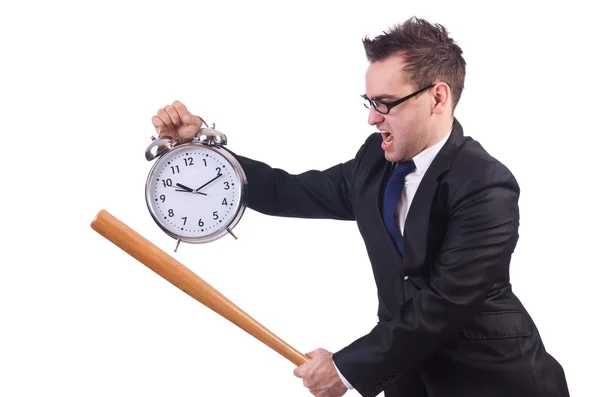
[170,172,223,196]
[195,173,223,193]
[175,183,207,196]
[175,183,193,192]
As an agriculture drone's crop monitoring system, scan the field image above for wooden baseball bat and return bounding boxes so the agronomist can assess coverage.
[90,209,308,366]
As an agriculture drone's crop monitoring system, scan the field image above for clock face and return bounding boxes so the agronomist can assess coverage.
[146,144,244,240]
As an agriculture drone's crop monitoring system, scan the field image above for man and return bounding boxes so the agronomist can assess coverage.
[151,17,569,397]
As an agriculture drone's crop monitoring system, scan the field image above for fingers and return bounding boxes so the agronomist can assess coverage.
[165,104,182,126]
[157,107,177,129]
[153,101,202,127]
[173,100,203,126]
[151,115,170,136]
[151,100,204,144]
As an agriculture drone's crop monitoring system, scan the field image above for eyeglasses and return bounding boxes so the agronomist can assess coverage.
[361,84,435,114]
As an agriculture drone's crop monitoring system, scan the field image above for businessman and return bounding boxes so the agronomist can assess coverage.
[151,16,569,397]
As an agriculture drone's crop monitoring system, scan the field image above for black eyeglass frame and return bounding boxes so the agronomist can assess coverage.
[361,84,435,114]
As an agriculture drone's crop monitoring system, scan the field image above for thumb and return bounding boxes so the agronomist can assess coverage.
[305,349,321,359]
[293,364,304,378]
[181,112,203,127]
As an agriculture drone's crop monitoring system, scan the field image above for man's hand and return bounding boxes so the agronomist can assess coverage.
[293,348,348,397]
[151,100,203,144]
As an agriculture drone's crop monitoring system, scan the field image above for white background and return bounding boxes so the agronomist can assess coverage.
[1,1,597,396]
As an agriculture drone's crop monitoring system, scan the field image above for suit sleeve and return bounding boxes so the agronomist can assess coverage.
[223,135,375,221]
[332,161,520,397]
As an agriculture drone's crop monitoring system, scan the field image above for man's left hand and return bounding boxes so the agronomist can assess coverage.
[293,348,348,397]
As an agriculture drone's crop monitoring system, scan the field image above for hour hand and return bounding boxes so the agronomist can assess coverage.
[175,183,207,196]
[175,183,194,192]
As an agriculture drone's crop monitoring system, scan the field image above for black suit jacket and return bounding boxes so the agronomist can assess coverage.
[228,119,569,397]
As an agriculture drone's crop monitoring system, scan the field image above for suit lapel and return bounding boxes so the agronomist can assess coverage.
[368,154,407,306]
[403,119,467,273]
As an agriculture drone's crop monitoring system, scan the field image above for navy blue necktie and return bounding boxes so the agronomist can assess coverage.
[382,161,415,254]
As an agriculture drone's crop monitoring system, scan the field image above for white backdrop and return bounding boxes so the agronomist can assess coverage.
[1,1,597,396]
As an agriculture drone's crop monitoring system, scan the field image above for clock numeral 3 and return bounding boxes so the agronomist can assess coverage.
[224,182,230,190]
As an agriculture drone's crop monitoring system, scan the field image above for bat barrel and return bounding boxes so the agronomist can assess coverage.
[90,209,308,366]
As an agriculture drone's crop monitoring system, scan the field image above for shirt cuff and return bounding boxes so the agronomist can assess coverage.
[333,361,354,390]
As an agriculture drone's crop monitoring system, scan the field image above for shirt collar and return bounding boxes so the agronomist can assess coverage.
[411,129,452,174]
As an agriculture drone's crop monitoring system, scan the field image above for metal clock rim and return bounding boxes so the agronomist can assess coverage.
[144,142,248,244]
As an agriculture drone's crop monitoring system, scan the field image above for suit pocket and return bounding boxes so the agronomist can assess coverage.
[461,311,532,340]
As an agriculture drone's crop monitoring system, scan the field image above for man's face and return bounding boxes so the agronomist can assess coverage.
[364,54,432,162]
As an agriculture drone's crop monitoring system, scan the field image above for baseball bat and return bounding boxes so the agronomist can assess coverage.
[90,209,308,366]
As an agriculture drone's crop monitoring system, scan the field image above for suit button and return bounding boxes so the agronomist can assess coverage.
[403,276,409,280]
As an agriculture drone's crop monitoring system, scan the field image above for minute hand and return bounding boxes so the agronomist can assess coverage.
[195,173,223,192]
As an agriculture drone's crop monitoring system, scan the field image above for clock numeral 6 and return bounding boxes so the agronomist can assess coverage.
[198,219,204,227]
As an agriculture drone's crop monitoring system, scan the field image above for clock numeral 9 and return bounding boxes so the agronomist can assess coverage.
[160,195,166,202]
[161,179,172,187]
[168,209,174,217]
[198,219,204,227]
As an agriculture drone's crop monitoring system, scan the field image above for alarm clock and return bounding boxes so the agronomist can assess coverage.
[144,125,247,251]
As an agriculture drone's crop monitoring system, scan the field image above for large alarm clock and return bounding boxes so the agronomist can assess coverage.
[144,127,247,251]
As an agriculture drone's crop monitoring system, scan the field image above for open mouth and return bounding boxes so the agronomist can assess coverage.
[381,131,393,144]
[380,131,394,151]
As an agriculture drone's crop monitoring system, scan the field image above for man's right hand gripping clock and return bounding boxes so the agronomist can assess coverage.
[152,101,203,145]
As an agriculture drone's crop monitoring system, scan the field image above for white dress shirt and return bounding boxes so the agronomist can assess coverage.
[334,129,451,390]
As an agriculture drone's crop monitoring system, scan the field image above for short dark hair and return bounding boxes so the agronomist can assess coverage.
[363,17,466,110]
